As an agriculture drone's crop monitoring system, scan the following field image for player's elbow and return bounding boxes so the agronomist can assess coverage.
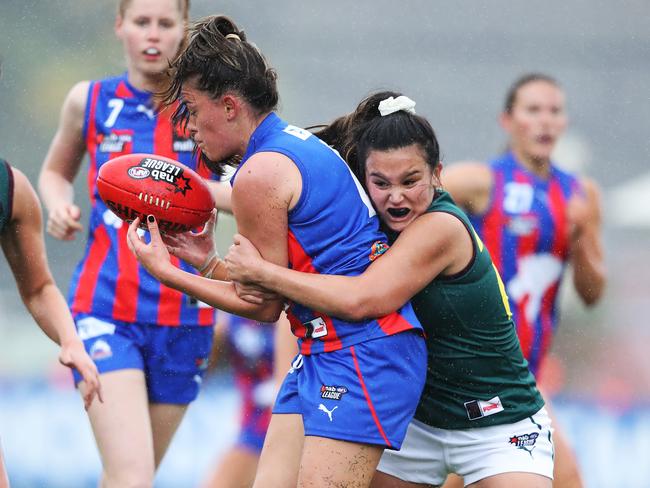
[250,303,282,324]
[578,276,606,306]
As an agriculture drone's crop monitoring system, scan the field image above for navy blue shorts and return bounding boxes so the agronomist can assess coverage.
[72,314,213,404]
[273,330,426,450]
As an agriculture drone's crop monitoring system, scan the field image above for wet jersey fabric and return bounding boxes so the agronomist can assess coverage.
[68,73,215,326]
[231,113,423,355]
[0,159,14,233]
[468,152,581,374]
[225,314,275,452]
[400,191,543,429]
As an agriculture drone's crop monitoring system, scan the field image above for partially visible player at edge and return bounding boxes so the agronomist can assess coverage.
[0,159,102,488]
[126,15,427,488]
[443,73,606,488]
[37,1,225,486]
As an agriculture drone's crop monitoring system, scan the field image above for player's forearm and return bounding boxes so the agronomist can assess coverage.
[38,170,75,212]
[571,228,606,305]
[255,261,394,321]
[21,282,78,346]
[161,266,282,322]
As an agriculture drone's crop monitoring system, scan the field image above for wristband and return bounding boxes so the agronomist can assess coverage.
[198,250,219,274]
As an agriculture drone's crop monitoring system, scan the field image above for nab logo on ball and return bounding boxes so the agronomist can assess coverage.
[134,157,193,195]
[96,153,215,235]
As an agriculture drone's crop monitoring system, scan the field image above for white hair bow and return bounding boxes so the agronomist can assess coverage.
[378,96,416,116]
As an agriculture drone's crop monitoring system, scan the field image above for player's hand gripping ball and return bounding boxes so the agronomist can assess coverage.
[97,153,215,234]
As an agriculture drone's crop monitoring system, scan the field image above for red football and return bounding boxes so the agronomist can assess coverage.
[96,153,215,234]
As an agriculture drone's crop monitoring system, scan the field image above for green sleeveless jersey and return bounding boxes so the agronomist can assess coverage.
[0,160,13,234]
[392,191,544,429]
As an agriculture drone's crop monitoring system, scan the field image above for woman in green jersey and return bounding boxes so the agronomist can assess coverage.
[225,91,554,488]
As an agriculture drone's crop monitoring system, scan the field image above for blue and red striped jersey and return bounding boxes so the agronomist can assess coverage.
[468,151,581,374]
[68,73,215,326]
[232,113,423,355]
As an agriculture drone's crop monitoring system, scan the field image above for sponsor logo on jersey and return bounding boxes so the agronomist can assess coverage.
[138,157,192,195]
[303,317,328,339]
[172,136,195,153]
[369,240,389,261]
[318,403,338,421]
[509,432,539,456]
[98,132,133,153]
[506,215,538,236]
[89,339,112,360]
[320,385,348,401]
[464,396,504,420]
[173,126,195,153]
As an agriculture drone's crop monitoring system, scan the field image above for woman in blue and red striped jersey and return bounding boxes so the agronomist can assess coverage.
[37,1,225,486]
[443,73,606,488]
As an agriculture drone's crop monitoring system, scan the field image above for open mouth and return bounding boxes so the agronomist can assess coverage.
[536,134,554,144]
[143,47,161,57]
[387,207,411,218]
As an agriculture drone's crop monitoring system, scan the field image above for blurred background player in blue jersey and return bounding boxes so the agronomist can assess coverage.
[0,158,102,487]
[200,312,279,488]
[443,73,606,488]
[37,1,224,486]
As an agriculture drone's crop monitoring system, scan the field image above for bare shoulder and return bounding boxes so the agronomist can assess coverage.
[65,81,91,113]
[398,210,468,254]
[8,167,40,225]
[232,151,301,210]
[442,160,493,213]
[443,160,492,188]
[579,176,602,200]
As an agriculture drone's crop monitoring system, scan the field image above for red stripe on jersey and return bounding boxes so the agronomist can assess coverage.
[514,171,539,257]
[198,306,215,326]
[350,346,392,448]
[481,173,504,270]
[112,225,139,322]
[153,112,184,325]
[288,230,340,353]
[288,230,318,273]
[115,81,133,99]
[85,82,102,206]
[515,295,534,360]
[377,312,415,336]
[71,225,111,313]
[548,180,569,259]
[157,255,183,326]
[290,313,310,355]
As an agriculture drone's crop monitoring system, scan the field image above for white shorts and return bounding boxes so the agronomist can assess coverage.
[377,407,554,486]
